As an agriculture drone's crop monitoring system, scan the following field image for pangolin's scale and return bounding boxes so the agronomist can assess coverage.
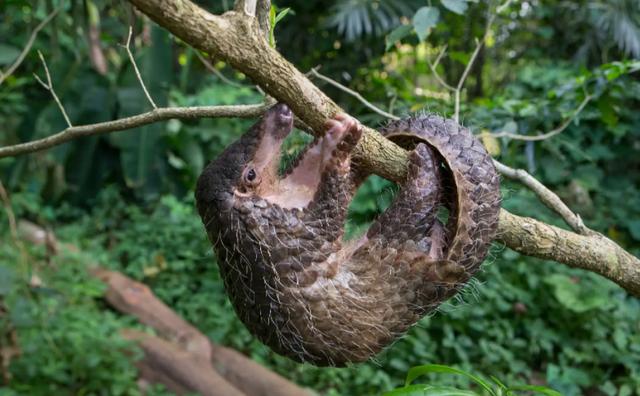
[195,105,501,366]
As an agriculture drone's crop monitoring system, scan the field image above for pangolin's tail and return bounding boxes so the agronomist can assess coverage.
[377,114,501,280]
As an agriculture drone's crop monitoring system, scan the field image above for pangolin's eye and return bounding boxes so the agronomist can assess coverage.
[246,168,257,182]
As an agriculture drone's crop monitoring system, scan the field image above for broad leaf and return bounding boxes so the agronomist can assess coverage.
[405,364,496,395]
[441,0,468,15]
[386,24,413,50]
[384,384,480,396]
[509,385,562,396]
[412,7,440,42]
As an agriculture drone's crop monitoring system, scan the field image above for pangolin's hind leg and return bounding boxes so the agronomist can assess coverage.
[365,143,446,257]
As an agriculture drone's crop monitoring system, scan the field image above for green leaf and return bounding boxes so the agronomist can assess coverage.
[384,384,480,396]
[386,24,413,50]
[405,364,496,395]
[508,385,563,396]
[269,7,292,47]
[274,7,292,24]
[412,7,440,42]
[441,0,468,15]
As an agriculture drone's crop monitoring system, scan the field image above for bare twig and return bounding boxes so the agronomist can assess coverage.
[123,26,157,109]
[0,104,269,158]
[309,68,399,120]
[426,47,456,92]
[493,160,590,235]
[426,0,512,122]
[0,8,60,86]
[33,51,72,127]
[194,51,250,88]
[454,38,483,122]
[485,95,593,141]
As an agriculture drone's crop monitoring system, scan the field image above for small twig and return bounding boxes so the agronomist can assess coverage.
[0,104,269,158]
[432,44,448,70]
[484,95,593,141]
[33,51,72,127]
[123,26,157,109]
[194,51,251,89]
[494,160,590,235]
[0,8,60,86]
[454,38,484,122]
[430,0,511,122]
[309,68,399,120]
[426,47,456,92]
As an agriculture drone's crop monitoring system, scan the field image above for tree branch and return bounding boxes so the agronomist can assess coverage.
[33,51,72,127]
[123,26,157,109]
[494,161,589,235]
[309,68,398,120]
[499,211,640,296]
[486,94,593,141]
[93,268,310,396]
[0,104,268,158]
[120,0,640,296]
[1,0,638,296]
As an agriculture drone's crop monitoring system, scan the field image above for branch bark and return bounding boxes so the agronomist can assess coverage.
[122,0,640,296]
[0,104,268,158]
[122,329,246,396]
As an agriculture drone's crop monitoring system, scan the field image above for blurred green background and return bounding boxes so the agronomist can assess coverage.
[1,0,639,395]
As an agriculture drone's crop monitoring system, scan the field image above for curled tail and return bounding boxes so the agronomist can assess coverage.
[378,114,501,274]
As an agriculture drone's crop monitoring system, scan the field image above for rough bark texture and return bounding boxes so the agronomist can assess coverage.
[499,211,640,295]
[125,0,640,297]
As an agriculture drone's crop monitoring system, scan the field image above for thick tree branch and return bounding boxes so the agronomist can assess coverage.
[126,0,408,181]
[122,0,640,296]
[499,211,640,296]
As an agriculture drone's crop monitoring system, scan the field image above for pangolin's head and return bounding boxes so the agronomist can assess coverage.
[195,103,293,225]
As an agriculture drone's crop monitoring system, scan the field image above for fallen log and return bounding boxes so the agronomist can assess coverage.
[122,329,245,396]
[93,268,310,396]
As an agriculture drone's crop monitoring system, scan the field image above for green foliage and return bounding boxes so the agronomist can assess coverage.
[385,364,560,396]
[2,0,640,395]
[0,233,149,395]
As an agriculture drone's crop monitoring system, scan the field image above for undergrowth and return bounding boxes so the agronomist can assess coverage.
[1,186,639,395]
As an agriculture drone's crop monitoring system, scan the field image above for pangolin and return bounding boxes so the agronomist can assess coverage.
[195,103,501,366]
